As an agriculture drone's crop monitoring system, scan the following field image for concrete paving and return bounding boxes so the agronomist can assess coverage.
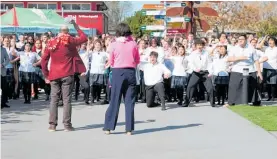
[1,98,277,159]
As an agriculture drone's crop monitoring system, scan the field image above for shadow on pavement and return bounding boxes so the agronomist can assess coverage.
[133,123,202,135]
[75,120,156,131]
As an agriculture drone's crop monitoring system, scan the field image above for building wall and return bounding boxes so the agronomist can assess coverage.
[1,1,107,34]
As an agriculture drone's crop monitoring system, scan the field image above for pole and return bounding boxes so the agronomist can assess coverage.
[62,7,64,17]
[163,1,167,38]
[242,68,249,105]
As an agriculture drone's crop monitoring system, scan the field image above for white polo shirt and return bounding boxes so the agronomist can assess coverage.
[263,46,277,70]
[139,62,171,86]
[229,45,258,73]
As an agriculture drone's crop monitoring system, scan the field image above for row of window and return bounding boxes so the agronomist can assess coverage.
[1,3,91,11]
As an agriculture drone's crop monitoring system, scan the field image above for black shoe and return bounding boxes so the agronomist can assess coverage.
[85,101,90,105]
[45,95,49,101]
[1,104,10,108]
[101,100,109,105]
[182,101,189,107]
[177,101,183,106]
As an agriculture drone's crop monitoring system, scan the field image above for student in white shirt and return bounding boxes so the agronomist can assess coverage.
[145,38,165,64]
[13,43,41,104]
[263,37,277,101]
[138,39,147,102]
[183,39,215,107]
[249,39,268,99]
[170,46,188,105]
[226,34,263,106]
[88,40,108,105]
[139,51,171,111]
[209,45,229,105]
[74,43,90,104]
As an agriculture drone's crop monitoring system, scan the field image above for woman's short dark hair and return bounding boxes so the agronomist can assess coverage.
[115,23,132,37]
[150,51,158,58]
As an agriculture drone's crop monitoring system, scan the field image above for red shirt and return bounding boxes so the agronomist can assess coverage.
[41,29,87,81]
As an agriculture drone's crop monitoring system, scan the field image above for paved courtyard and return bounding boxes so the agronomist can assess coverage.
[1,98,277,159]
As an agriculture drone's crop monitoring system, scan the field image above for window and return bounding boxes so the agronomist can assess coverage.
[81,4,90,10]
[72,4,80,10]
[28,3,57,10]
[48,4,57,10]
[2,3,14,9]
[1,3,24,10]
[15,3,24,8]
[62,3,90,10]
[38,4,47,9]
[62,4,71,10]
[28,4,37,8]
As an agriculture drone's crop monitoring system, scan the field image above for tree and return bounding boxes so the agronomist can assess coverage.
[125,11,157,38]
[257,17,277,37]
[104,1,133,30]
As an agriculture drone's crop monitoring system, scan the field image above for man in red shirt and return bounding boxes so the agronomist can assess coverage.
[41,20,87,132]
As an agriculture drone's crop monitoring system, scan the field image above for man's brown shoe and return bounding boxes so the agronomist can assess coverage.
[48,125,56,132]
[64,126,75,132]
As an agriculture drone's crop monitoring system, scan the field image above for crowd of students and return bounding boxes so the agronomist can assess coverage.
[1,31,277,109]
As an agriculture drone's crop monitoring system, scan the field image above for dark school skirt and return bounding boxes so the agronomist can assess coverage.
[19,71,36,84]
[213,76,229,85]
[6,68,14,83]
[227,72,260,105]
[264,68,277,84]
[90,74,107,86]
[171,76,188,89]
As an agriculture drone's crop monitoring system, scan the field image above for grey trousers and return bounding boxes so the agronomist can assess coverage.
[49,75,74,127]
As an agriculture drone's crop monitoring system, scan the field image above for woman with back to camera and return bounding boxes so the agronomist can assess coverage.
[103,23,140,135]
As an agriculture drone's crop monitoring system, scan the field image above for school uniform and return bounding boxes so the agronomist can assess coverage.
[1,47,10,108]
[263,46,277,100]
[145,46,165,64]
[227,45,260,105]
[89,51,108,103]
[209,55,229,105]
[183,49,215,107]
[170,56,188,104]
[164,57,175,102]
[33,49,43,99]
[17,51,41,103]
[4,47,17,98]
[139,62,171,110]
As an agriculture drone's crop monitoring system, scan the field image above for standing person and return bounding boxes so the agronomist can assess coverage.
[263,37,277,101]
[41,20,87,132]
[225,34,263,107]
[138,39,147,103]
[12,43,41,104]
[16,35,25,51]
[1,46,10,109]
[209,46,229,105]
[145,38,165,63]
[183,39,215,107]
[41,33,51,101]
[31,40,43,100]
[88,40,108,105]
[139,51,171,110]
[170,46,188,105]
[103,23,140,135]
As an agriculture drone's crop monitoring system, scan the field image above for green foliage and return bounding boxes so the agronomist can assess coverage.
[257,17,277,37]
[125,10,157,38]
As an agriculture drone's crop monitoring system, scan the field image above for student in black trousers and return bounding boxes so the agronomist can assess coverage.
[183,39,215,107]
[103,23,140,135]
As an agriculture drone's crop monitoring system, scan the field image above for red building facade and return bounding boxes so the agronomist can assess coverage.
[1,1,108,35]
